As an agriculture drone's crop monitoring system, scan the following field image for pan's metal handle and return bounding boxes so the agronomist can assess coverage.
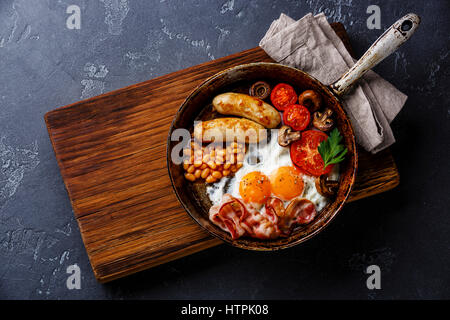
[330,13,420,96]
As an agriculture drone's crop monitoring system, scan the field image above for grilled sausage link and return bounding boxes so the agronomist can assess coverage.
[213,92,281,129]
[194,117,267,143]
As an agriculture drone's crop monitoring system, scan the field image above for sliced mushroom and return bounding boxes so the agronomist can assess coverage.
[298,90,322,113]
[278,125,302,147]
[315,175,338,197]
[249,81,271,100]
[313,108,334,132]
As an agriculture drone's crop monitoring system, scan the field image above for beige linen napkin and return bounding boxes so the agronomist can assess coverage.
[260,13,408,153]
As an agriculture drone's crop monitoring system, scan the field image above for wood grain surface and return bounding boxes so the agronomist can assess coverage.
[45,23,399,283]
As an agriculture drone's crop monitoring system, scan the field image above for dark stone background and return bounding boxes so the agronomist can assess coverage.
[0,0,448,299]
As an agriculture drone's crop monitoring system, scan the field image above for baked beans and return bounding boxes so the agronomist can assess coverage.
[183,141,245,183]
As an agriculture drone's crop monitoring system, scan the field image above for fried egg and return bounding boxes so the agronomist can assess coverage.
[206,130,338,211]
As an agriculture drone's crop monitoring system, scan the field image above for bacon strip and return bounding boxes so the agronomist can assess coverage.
[209,195,247,239]
[209,194,280,240]
[209,195,317,240]
[278,198,317,234]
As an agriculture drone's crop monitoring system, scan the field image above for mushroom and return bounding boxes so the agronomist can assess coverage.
[277,125,302,147]
[298,90,322,113]
[315,175,338,197]
[249,81,271,100]
[313,108,334,132]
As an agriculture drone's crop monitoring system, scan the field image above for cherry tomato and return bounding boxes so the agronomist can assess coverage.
[290,130,333,176]
[283,104,311,131]
[270,83,297,111]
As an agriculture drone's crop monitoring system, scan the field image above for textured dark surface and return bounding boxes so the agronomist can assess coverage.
[0,0,448,299]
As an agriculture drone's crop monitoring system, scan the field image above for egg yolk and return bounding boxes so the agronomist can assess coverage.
[239,171,271,204]
[269,166,304,201]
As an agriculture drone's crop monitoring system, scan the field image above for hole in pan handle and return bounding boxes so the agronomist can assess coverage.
[330,13,421,97]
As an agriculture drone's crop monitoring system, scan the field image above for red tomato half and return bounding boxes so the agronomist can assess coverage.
[270,83,297,111]
[283,104,311,131]
[290,130,333,176]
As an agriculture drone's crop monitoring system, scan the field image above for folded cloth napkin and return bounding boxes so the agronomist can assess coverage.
[260,13,408,153]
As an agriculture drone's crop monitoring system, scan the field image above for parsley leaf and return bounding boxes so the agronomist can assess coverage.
[318,128,348,169]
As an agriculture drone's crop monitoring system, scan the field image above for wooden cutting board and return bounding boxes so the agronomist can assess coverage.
[45,23,399,283]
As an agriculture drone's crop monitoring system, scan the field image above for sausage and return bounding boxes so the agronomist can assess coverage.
[194,117,267,144]
[212,92,281,129]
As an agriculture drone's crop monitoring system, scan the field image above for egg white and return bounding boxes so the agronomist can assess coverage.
[206,130,338,212]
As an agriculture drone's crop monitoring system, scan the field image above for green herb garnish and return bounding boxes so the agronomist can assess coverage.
[318,128,348,169]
